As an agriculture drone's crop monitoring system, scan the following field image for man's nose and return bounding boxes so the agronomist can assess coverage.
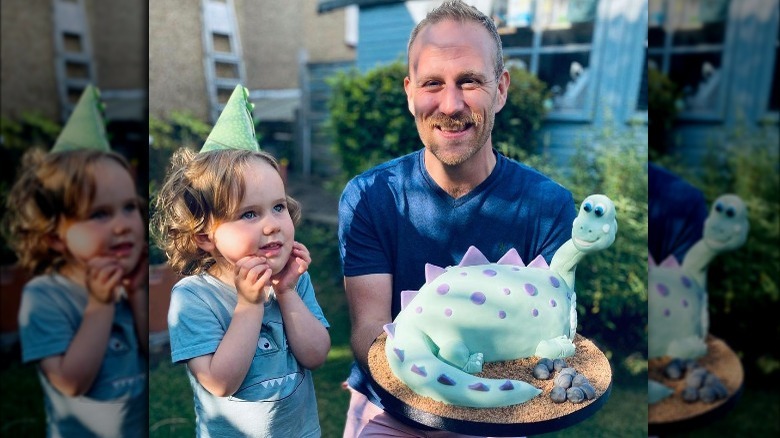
[439,84,465,115]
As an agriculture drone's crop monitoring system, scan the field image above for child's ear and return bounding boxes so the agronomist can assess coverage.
[194,233,215,252]
[47,233,66,254]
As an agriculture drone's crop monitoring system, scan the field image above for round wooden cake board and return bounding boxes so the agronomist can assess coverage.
[368,333,612,437]
[648,335,744,437]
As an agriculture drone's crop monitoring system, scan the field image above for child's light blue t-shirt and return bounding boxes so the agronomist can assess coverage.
[168,272,329,438]
[18,274,147,438]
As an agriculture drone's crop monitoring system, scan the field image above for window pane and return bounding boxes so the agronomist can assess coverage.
[541,21,594,46]
[500,27,534,47]
[669,53,722,112]
[538,51,591,110]
[648,26,666,48]
[672,22,726,46]
[769,26,780,112]
[637,55,649,111]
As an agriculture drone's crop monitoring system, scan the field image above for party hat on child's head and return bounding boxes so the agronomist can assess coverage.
[200,84,259,153]
[51,84,111,152]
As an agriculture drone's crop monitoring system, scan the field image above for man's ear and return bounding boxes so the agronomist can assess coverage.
[194,233,215,252]
[494,69,511,113]
[404,76,415,116]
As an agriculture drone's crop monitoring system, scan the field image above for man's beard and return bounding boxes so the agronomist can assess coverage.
[419,110,493,166]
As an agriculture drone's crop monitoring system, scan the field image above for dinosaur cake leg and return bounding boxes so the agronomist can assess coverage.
[535,335,576,359]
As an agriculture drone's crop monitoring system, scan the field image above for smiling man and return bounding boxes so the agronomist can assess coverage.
[338,1,578,436]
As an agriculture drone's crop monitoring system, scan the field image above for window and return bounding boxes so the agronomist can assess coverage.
[493,0,599,119]
[647,0,730,120]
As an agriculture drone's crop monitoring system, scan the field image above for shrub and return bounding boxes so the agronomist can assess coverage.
[326,61,550,186]
[647,68,682,160]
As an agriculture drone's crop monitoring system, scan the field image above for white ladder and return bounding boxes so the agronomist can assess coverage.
[201,0,247,123]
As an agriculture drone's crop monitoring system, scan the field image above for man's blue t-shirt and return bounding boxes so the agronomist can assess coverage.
[168,272,329,438]
[18,274,147,438]
[338,149,576,406]
[648,163,708,263]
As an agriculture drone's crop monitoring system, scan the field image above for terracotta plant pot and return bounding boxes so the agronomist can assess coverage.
[148,263,181,334]
[0,264,29,334]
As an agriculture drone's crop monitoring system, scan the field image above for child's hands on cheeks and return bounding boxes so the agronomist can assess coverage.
[85,257,124,304]
[122,247,149,299]
[234,256,273,305]
[271,242,311,294]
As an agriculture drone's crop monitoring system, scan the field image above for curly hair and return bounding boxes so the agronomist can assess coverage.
[3,148,139,275]
[151,148,301,276]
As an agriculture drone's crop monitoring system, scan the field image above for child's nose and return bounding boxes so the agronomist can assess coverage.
[263,217,281,235]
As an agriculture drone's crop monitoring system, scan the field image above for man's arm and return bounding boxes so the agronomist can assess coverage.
[344,274,393,370]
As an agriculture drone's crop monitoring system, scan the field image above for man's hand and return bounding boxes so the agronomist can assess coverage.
[86,257,124,304]
[271,241,311,293]
[234,256,272,305]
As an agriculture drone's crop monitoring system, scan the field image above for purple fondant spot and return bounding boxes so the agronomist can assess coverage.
[550,299,557,307]
[503,288,511,295]
[664,308,670,317]
[468,382,490,392]
[444,308,453,317]
[436,284,450,295]
[550,276,560,288]
[499,380,514,391]
[532,309,539,317]
[394,348,405,362]
[470,292,486,305]
[437,374,456,386]
[525,283,538,296]
[498,310,506,319]
[681,276,692,288]
[483,269,497,277]
[415,306,423,314]
[411,365,427,377]
[512,267,520,271]
[656,284,670,297]
[460,272,468,276]
[681,299,689,307]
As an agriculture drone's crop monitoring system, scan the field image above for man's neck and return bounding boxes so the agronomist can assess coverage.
[424,146,496,199]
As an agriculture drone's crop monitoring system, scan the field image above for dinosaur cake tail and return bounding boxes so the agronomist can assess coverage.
[383,323,542,408]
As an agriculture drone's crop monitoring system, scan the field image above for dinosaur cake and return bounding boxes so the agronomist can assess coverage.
[382,194,617,408]
[648,194,748,407]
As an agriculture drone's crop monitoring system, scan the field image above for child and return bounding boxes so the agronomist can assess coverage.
[5,85,148,437]
[152,85,330,437]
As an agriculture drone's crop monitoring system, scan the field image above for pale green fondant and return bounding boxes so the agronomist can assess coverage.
[648,379,674,404]
[648,194,748,360]
[384,194,617,408]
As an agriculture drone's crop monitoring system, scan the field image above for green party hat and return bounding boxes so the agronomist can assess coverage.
[200,84,259,152]
[51,84,111,152]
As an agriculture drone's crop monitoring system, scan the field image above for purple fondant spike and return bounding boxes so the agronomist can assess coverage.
[458,246,489,267]
[497,248,525,267]
[383,323,396,339]
[660,255,680,268]
[411,364,427,377]
[649,254,656,267]
[425,263,446,282]
[499,380,514,391]
[400,290,419,310]
[394,348,405,362]
[437,374,456,386]
[528,254,550,269]
[468,382,490,392]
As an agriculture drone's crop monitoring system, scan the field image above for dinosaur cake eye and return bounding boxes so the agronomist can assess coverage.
[726,207,735,218]
[594,204,605,217]
[715,202,724,213]
[582,202,593,213]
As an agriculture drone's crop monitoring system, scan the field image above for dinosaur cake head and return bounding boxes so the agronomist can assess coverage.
[573,194,617,253]
[382,194,617,408]
[702,194,748,252]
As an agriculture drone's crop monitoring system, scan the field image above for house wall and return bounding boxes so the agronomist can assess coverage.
[148,0,209,120]
[1,0,61,120]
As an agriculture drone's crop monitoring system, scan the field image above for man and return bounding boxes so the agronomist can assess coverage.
[338,1,576,436]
